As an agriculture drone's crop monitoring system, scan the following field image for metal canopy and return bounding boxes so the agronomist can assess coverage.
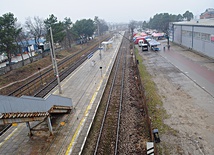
[0,94,72,125]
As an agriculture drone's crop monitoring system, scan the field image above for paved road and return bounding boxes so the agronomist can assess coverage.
[158,41,214,98]
[138,41,214,154]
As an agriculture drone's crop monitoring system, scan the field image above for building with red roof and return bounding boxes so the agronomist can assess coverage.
[200,8,214,19]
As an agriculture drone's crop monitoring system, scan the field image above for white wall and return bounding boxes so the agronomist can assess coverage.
[173,24,214,59]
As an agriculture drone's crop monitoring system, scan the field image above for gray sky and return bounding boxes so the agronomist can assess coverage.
[0,0,213,24]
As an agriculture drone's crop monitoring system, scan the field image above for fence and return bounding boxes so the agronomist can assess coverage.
[0,51,50,75]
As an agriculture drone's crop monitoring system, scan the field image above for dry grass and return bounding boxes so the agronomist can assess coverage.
[0,45,83,89]
[135,48,170,133]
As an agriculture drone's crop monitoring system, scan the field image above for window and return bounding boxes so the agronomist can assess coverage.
[201,33,210,41]
[182,30,187,36]
[182,30,192,37]
[193,32,201,39]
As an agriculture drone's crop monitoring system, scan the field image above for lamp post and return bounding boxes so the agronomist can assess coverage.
[49,27,62,94]
[99,66,102,77]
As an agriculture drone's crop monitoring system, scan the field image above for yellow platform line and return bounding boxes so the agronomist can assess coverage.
[0,126,19,148]
[65,39,120,154]
[65,78,103,155]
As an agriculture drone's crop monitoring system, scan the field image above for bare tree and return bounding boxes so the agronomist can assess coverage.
[129,20,137,49]
[16,22,36,64]
[94,16,108,36]
[25,16,45,51]
[129,20,137,36]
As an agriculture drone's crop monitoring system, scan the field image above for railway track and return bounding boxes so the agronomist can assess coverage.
[93,32,127,155]
[6,35,112,98]
[0,35,112,136]
[0,32,151,154]
[83,31,150,154]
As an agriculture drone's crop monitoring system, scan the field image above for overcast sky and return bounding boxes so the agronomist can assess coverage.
[0,0,213,24]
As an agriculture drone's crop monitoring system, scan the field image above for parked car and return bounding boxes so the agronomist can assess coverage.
[151,46,160,51]
[6,60,18,66]
[0,54,8,63]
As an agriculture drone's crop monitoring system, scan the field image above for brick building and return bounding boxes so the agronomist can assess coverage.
[200,8,214,19]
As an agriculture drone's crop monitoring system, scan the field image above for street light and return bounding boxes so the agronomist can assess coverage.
[49,27,62,94]
[99,66,102,77]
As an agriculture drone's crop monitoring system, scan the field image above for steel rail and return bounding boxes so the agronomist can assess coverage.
[7,36,111,98]
[0,36,112,138]
[8,46,97,97]
[43,37,113,154]
[115,39,127,155]
[94,33,126,155]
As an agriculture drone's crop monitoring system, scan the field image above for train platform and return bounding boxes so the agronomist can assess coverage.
[0,32,124,155]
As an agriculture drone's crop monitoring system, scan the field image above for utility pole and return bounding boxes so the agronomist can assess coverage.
[49,27,62,94]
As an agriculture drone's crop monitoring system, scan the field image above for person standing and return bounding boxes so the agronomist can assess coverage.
[168,45,170,50]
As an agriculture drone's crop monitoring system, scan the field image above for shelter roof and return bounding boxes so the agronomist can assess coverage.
[152,33,164,37]
[18,38,46,47]
[172,18,214,27]
[149,39,161,46]
[0,94,72,113]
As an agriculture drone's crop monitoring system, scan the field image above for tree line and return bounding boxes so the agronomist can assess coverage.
[130,10,194,33]
[0,13,109,68]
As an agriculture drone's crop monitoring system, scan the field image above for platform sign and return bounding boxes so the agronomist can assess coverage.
[87,52,93,59]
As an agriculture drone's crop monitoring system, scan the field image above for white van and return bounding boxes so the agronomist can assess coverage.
[138,40,144,47]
